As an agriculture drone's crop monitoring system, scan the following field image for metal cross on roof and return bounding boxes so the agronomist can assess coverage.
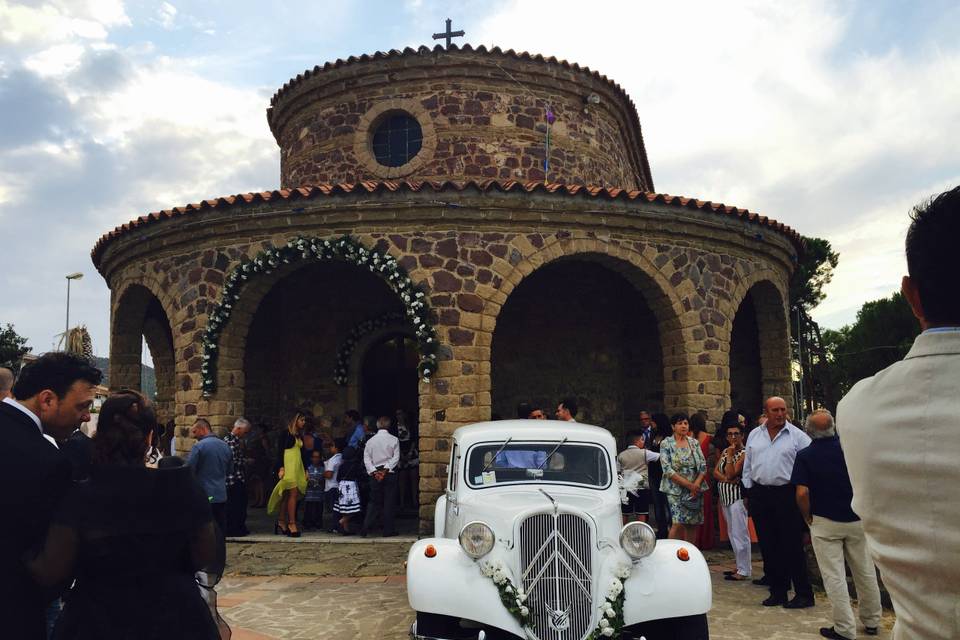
[432,18,465,49]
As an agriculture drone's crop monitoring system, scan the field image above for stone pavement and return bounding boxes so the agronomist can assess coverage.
[218,557,896,640]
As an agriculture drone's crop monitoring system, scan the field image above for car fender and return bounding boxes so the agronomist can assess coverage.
[622,539,712,625]
[406,539,525,638]
[434,494,447,538]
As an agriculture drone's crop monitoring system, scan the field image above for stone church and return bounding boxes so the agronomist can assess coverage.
[92,44,800,526]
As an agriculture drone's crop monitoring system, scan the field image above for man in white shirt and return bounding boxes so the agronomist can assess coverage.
[838,186,960,640]
[742,396,813,609]
[555,397,578,422]
[362,416,400,537]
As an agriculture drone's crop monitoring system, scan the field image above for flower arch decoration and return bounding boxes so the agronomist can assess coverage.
[200,235,439,396]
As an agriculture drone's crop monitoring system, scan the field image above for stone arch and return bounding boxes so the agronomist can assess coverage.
[344,321,415,410]
[726,272,792,416]
[207,236,438,402]
[488,238,686,433]
[110,281,177,424]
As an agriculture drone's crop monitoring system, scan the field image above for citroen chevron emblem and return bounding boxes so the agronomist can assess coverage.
[548,607,570,631]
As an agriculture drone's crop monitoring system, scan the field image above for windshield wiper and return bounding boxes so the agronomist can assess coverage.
[537,437,568,470]
[482,437,513,473]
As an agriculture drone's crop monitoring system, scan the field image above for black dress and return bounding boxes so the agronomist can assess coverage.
[37,463,220,640]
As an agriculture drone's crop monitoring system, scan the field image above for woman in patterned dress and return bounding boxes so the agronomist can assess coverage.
[659,413,709,544]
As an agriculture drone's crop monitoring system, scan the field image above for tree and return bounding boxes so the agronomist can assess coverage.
[0,323,32,372]
[789,237,840,414]
[823,292,920,397]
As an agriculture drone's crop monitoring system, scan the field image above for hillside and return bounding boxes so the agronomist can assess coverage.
[93,356,157,399]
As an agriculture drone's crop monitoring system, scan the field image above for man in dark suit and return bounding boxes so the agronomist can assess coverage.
[0,352,102,639]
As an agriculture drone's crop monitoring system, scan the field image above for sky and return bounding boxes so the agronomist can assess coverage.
[1,0,959,362]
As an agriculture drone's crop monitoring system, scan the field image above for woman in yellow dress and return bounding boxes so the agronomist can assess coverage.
[267,411,307,537]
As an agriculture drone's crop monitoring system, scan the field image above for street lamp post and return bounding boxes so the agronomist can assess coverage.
[65,272,83,345]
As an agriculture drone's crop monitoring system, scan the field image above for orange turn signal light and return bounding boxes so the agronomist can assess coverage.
[677,547,690,562]
[424,544,437,558]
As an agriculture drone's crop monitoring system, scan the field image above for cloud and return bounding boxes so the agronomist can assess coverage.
[0,68,75,146]
[473,0,960,328]
[0,0,276,358]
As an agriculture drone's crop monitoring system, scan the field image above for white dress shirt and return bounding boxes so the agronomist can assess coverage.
[838,329,960,639]
[741,421,811,488]
[363,429,400,475]
[3,396,42,433]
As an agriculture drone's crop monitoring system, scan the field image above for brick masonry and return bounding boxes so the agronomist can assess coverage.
[268,47,652,190]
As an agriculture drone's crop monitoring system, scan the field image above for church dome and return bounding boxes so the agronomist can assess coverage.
[267,45,654,191]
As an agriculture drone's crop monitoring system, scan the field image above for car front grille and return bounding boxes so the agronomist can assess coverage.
[519,512,593,640]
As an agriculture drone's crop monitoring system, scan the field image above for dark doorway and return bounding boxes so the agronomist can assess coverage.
[361,333,419,420]
[729,292,763,417]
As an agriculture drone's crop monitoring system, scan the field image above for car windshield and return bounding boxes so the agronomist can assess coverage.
[465,441,611,489]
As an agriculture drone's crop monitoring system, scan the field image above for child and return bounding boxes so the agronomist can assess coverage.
[323,438,344,533]
[618,429,660,524]
[334,444,363,535]
[304,450,325,529]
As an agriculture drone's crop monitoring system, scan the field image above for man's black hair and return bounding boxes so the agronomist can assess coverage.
[345,409,361,423]
[626,429,645,444]
[559,397,578,417]
[906,185,960,324]
[516,402,532,418]
[333,437,347,451]
[12,352,102,400]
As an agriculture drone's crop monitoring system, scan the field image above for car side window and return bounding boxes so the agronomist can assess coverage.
[449,442,459,491]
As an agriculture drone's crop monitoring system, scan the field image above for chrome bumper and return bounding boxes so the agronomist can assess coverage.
[409,621,486,640]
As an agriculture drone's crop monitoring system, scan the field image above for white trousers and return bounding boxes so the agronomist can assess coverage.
[721,499,752,577]
[810,516,883,639]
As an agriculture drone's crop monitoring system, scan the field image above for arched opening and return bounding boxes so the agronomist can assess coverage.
[242,261,413,429]
[110,285,176,424]
[729,280,792,419]
[729,293,763,418]
[491,258,664,438]
[361,332,419,420]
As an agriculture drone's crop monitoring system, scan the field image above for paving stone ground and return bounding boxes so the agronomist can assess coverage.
[217,556,896,640]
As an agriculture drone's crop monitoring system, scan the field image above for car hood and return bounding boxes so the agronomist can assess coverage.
[455,487,622,541]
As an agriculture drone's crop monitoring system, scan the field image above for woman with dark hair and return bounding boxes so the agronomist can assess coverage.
[648,413,673,538]
[24,391,219,640]
[267,410,308,537]
[659,412,708,544]
[690,412,716,550]
[714,411,751,581]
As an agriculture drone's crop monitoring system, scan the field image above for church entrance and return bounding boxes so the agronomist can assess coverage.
[491,257,664,440]
[360,333,419,422]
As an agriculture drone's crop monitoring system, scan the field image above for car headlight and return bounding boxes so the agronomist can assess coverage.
[620,521,657,559]
[459,521,495,559]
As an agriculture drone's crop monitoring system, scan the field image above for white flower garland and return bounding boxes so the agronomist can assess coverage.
[480,560,633,639]
[333,311,408,385]
[479,560,531,627]
[200,235,439,395]
[586,564,632,639]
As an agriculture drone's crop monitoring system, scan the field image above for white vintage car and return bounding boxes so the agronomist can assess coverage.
[407,420,712,640]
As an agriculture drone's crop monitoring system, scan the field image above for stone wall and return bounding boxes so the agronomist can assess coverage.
[98,191,796,527]
[269,48,652,190]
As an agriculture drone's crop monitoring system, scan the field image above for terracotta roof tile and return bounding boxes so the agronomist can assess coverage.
[90,180,802,268]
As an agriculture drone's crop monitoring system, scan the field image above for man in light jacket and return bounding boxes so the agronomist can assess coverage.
[837,185,960,640]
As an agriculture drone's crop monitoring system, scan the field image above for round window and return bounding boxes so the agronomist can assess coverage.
[371,112,423,167]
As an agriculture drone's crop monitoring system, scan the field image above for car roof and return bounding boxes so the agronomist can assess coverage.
[451,420,616,449]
